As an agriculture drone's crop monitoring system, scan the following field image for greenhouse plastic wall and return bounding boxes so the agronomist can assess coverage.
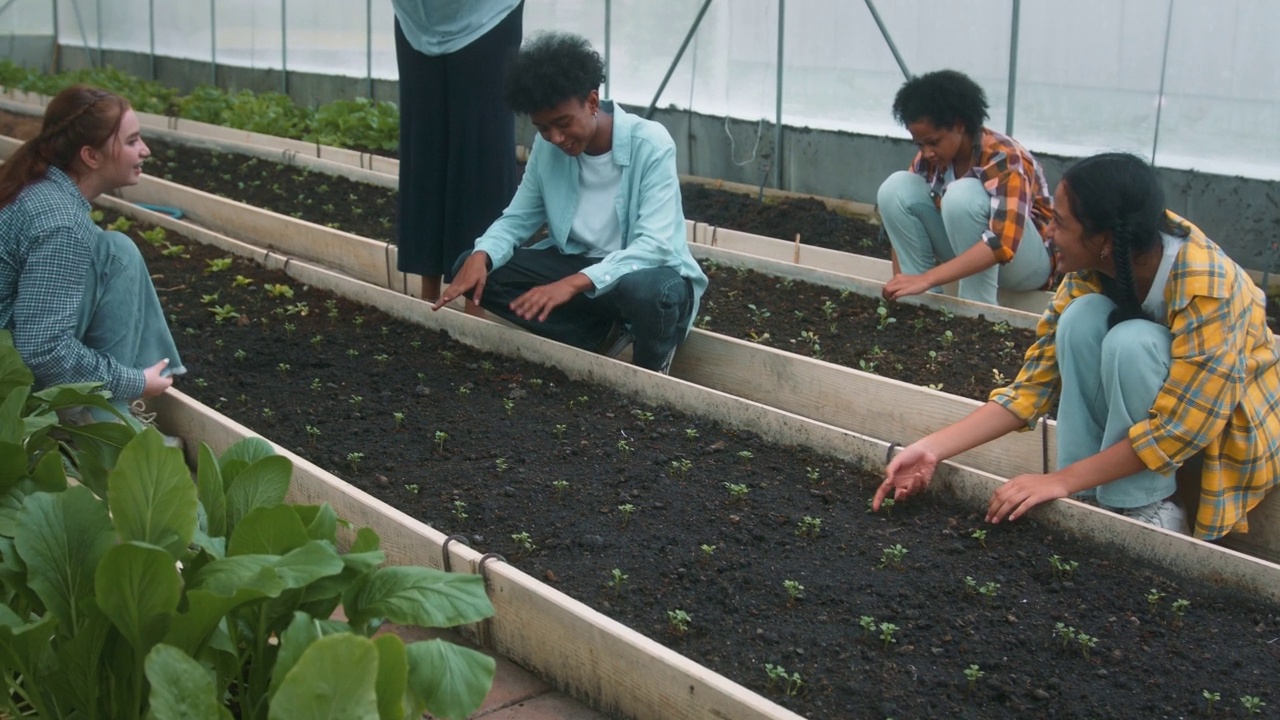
[3,0,1275,182]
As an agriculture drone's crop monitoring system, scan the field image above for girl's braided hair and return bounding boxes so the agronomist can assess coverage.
[0,84,129,209]
[1061,152,1187,328]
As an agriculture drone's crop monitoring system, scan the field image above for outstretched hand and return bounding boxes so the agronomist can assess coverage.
[433,252,490,311]
[985,473,1070,524]
[882,273,933,301]
[874,442,939,510]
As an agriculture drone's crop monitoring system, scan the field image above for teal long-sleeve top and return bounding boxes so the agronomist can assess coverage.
[473,101,708,337]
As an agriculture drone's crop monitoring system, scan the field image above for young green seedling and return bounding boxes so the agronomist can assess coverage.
[554,423,567,440]
[1053,622,1077,648]
[392,411,405,430]
[309,378,322,391]
[878,622,898,649]
[346,451,364,473]
[685,427,699,440]
[310,333,324,348]
[764,663,788,692]
[669,458,693,480]
[551,479,569,494]
[783,579,804,606]
[699,544,716,561]
[1077,632,1097,658]
[434,430,448,452]
[305,425,320,445]
[495,457,509,472]
[503,398,515,416]
[452,501,468,520]
[511,531,536,556]
[963,576,979,595]
[723,482,750,503]
[607,568,628,592]
[260,408,275,424]
[617,503,636,527]
[977,581,1000,602]
[1240,696,1265,714]
[858,615,876,638]
[737,450,754,465]
[879,543,908,569]
[964,664,985,692]
[1145,588,1164,614]
[667,609,691,636]
[970,529,988,548]
[373,353,389,368]
[806,466,821,484]
[349,395,363,412]
[1048,554,1079,580]
[796,516,822,538]
[276,362,290,379]
[1171,598,1191,629]
[617,439,633,456]
[1202,690,1220,713]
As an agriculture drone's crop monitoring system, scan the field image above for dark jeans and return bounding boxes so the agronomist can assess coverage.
[393,5,523,279]
[457,248,693,370]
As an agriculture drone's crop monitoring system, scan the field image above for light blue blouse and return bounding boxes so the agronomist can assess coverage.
[391,0,522,56]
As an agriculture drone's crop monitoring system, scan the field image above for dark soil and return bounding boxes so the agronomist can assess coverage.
[113,210,1280,720]
[138,138,1034,403]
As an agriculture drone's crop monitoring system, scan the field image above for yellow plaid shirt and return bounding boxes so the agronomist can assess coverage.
[990,212,1280,540]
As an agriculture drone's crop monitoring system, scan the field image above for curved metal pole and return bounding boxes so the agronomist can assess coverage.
[67,0,93,68]
[1151,0,1175,164]
[1005,0,1020,135]
[644,0,712,120]
[863,0,910,80]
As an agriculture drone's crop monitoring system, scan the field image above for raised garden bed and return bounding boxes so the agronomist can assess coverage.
[108,208,1280,720]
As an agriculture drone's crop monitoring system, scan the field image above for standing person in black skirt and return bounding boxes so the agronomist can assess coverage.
[391,1,524,302]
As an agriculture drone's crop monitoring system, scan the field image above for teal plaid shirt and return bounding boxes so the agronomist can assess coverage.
[0,167,146,400]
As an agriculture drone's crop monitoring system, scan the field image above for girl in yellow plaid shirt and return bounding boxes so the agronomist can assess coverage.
[876,153,1280,540]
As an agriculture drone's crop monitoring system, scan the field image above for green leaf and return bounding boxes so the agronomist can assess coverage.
[192,554,279,596]
[294,504,338,543]
[406,638,495,720]
[0,441,26,494]
[145,643,232,720]
[61,421,138,497]
[14,485,114,630]
[219,436,275,473]
[268,633,380,720]
[109,428,198,559]
[228,505,310,556]
[372,633,417,720]
[163,581,280,656]
[0,608,56,691]
[95,541,182,653]
[29,448,68,493]
[0,384,27,444]
[268,611,351,700]
[347,567,493,631]
[275,540,345,589]
[196,443,227,539]
[0,335,34,403]
[224,455,292,534]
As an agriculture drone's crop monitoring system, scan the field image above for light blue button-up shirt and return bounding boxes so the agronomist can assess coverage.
[391,0,521,56]
[473,101,708,337]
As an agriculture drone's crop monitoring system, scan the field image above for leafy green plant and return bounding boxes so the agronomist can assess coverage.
[1240,695,1265,714]
[970,528,988,547]
[723,481,750,503]
[510,531,536,556]
[878,621,899,649]
[0,335,497,719]
[964,664,985,692]
[879,543,908,568]
[204,256,233,273]
[783,579,804,605]
[138,225,167,246]
[805,466,821,484]
[606,568,628,592]
[451,500,468,521]
[434,430,449,453]
[304,424,320,445]
[1145,588,1164,613]
[617,503,636,527]
[796,515,822,538]
[209,304,240,323]
[1202,690,1220,713]
[551,480,569,494]
[346,451,364,473]
[858,615,877,638]
[699,544,716,560]
[875,301,897,330]
[667,609,691,636]
[1048,554,1079,580]
[1171,598,1191,629]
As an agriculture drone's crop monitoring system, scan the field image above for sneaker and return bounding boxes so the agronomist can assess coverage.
[1119,499,1188,534]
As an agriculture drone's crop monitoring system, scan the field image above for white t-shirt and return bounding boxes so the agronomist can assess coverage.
[570,151,624,258]
[1141,232,1185,321]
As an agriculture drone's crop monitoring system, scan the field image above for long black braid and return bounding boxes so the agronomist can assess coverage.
[1107,218,1151,327]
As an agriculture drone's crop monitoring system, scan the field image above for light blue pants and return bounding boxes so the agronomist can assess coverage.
[76,229,184,422]
[1056,294,1176,509]
[876,171,1051,305]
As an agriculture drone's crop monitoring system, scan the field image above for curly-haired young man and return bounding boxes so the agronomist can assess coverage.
[878,69,1054,306]
[434,32,707,374]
